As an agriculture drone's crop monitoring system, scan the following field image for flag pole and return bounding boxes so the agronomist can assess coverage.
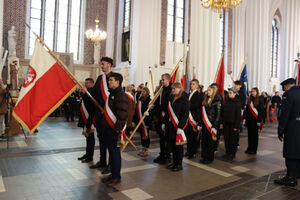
[25,24,137,148]
[237,61,245,80]
[214,54,223,82]
[149,66,155,96]
[121,57,184,152]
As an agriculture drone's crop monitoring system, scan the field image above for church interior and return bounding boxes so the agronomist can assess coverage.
[0,0,300,199]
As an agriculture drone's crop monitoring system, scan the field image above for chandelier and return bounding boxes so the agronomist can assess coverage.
[201,0,242,15]
[85,19,107,43]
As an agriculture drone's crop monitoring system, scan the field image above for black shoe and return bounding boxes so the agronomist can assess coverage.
[78,155,86,160]
[90,161,106,169]
[102,165,111,175]
[245,150,256,155]
[153,155,164,163]
[172,165,183,171]
[101,174,113,183]
[167,163,176,169]
[200,159,213,164]
[81,158,93,163]
[274,176,298,186]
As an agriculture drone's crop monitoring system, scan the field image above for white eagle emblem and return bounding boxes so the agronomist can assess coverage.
[23,66,37,88]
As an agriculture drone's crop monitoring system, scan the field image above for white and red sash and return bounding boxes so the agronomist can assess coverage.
[249,101,258,119]
[125,92,135,103]
[167,102,188,130]
[80,101,95,133]
[100,74,109,102]
[188,90,198,129]
[202,106,217,141]
[104,95,127,145]
[137,100,148,139]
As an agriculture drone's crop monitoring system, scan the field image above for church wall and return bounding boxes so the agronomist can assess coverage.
[0,0,3,49]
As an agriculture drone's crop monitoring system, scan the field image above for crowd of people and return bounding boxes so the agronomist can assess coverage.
[70,56,293,187]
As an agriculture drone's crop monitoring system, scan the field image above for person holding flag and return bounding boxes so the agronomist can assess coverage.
[165,82,189,171]
[200,86,222,164]
[243,88,264,155]
[100,72,128,186]
[77,78,96,163]
[185,79,204,159]
[149,73,172,164]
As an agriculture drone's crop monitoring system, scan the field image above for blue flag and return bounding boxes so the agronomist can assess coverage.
[239,64,248,98]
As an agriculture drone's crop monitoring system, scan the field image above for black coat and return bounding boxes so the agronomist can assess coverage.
[243,96,264,123]
[189,90,204,125]
[237,86,246,109]
[151,84,172,117]
[101,86,128,134]
[201,96,222,129]
[221,97,241,129]
[165,92,189,130]
[78,94,95,129]
[134,95,152,126]
[278,86,300,158]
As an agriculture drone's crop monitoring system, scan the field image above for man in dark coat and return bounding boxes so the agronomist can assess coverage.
[274,78,300,186]
[100,72,128,187]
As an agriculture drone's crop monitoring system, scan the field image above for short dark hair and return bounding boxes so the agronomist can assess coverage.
[234,80,243,86]
[85,78,94,83]
[101,57,113,66]
[109,72,123,85]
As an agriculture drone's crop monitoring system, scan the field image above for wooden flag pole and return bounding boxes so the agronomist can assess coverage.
[25,24,136,149]
[121,57,184,152]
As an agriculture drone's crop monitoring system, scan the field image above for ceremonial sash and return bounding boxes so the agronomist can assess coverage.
[125,92,135,103]
[167,102,188,130]
[188,90,197,129]
[80,101,95,134]
[100,74,109,102]
[137,100,148,139]
[249,101,258,119]
[104,95,127,145]
[202,106,217,141]
[134,92,138,103]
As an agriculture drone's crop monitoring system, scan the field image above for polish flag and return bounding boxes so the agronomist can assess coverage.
[13,40,76,133]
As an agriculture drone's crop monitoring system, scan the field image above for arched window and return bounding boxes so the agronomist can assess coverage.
[28,0,84,61]
[167,0,185,43]
[123,0,131,30]
[219,13,225,57]
[271,18,279,78]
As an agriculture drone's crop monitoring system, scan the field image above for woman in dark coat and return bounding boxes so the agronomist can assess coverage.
[220,88,241,159]
[200,86,221,164]
[185,79,204,159]
[165,82,189,171]
[135,87,152,157]
[243,87,264,154]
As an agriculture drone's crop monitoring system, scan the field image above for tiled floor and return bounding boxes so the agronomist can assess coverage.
[0,117,299,200]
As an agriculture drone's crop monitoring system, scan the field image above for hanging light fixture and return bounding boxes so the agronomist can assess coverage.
[201,0,242,16]
[85,19,107,43]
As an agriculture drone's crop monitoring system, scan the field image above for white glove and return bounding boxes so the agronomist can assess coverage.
[177,128,184,135]
[197,126,202,131]
[257,123,261,127]
[144,111,149,116]
[211,128,217,134]
[161,124,165,131]
[149,104,154,110]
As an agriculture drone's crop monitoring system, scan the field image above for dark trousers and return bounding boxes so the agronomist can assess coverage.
[246,118,259,153]
[104,128,121,179]
[167,126,183,166]
[140,130,150,148]
[186,123,198,156]
[85,132,95,158]
[201,126,216,162]
[223,122,238,156]
[95,122,109,166]
[286,158,300,177]
[155,121,170,158]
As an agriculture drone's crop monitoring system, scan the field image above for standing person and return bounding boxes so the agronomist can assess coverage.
[185,79,203,159]
[234,80,246,148]
[165,82,189,171]
[77,78,95,163]
[274,78,300,186]
[200,86,221,164]
[271,91,282,118]
[83,57,113,171]
[220,87,241,159]
[150,73,172,164]
[136,87,152,157]
[101,72,128,186]
[243,88,264,155]
[0,77,7,139]
[125,88,136,136]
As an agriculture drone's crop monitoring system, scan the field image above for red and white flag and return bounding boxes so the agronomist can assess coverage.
[13,40,76,133]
